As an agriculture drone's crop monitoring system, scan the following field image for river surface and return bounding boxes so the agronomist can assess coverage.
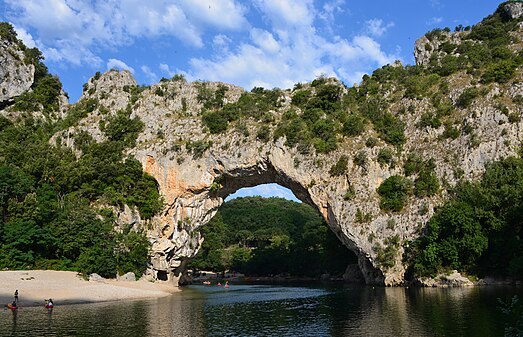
[1,283,521,336]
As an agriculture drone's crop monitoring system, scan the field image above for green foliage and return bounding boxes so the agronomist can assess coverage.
[414,169,440,197]
[456,87,479,108]
[197,83,229,110]
[409,156,523,279]
[99,108,144,147]
[202,87,281,134]
[256,125,270,141]
[374,235,401,270]
[0,22,18,43]
[186,140,212,159]
[377,176,413,212]
[377,148,394,167]
[342,113,366,136]
[404,153,425,176]
[13,75,62,115]
[482,59,519,83]
[417,112,442,129]
[344,185,356,200]
[202,110,228,133]
[329,155,348,176]
[0,93,161,277]
[354,151,367,169]
[188,197,356,277]
[404,154,439,197]
[441,123,460,140]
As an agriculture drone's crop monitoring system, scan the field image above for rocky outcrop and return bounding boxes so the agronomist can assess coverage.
[417,271,475,287]
[0,38,34,105]
[502,2,523,20]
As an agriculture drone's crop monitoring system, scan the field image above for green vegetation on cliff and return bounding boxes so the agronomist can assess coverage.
[189,196,356,277]
[0,108,160,277]
[407,153,523,279]
[0,24,162,277]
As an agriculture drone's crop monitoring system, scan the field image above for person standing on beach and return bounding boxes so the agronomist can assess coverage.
[14,290,18,304]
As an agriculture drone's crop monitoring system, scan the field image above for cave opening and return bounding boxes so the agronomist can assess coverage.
[187,183,363,283]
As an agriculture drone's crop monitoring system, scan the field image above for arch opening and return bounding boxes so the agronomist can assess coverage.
[186,181,364,284]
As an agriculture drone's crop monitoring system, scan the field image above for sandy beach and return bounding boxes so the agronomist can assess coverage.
[0,270,179,307]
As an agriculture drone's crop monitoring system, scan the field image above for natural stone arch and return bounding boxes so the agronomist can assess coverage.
[136,140,387,286]
[72,70,520,287]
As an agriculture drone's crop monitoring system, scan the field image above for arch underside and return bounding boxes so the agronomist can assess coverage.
[150,159,384,286]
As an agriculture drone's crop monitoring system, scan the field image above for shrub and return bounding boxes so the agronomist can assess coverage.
[344,185,356,200]
[202,111,228,134]
[329,155,348,176]
[100,108,144,147]
[456,87,479,108]
[417,112,442,129]
[377,148,394,167]
[342,113,366,136]
[377,176,413,212]
[414,169,440,197]
[354,151,367,169]
[186,140,212,159]
[441,123,460,140]
[256,125,270,142]
[482,59,518,84]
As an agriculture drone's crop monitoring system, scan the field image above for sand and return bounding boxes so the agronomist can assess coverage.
[0,270,179,307]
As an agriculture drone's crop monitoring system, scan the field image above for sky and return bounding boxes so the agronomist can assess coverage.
[0,0,503,203]
[0,0,503,103]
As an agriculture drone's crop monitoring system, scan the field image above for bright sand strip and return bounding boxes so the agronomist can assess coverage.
[0,270,179,307]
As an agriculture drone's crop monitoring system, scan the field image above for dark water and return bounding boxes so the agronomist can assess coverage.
[1,283,521,336]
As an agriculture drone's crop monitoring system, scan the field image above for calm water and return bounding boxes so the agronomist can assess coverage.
[1,283,521,336]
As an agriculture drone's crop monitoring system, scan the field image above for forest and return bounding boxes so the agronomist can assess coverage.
[188,196,357,277]
[407,153,523,279]
[0,23,161,278]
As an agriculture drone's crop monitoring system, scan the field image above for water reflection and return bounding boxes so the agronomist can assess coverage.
[0,284,519,336]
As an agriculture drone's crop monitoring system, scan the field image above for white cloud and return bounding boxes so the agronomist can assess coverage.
[365,19,395,37]
[188,17,397,91]
[254,0,315,29]
[141,65,158,84]
[159,63,176,77]
[427,17,443,25]
[213,34,233,54]
[178,0,248,30]
[12,24,36,48]
[319,0,345,22]
[3,0,250,66]
[250,28,279,53]
[107,58,134,73]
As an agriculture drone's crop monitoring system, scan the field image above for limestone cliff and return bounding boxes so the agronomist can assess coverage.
[0,32,34,106]
[1,3,522,286]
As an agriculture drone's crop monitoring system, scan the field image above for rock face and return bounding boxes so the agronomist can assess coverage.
[55,18,521,284]
[0,38,34,105]
[502,2,523,20]
[117,72,519,286]
[417,271,475,287]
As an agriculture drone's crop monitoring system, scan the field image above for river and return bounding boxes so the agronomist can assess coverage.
[1,283,521,336]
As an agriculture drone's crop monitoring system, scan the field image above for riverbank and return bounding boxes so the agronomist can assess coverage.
[0,270,179,307]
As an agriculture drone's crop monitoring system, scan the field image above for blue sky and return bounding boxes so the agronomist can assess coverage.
[0,0,503,203]
[1,0,502,103]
